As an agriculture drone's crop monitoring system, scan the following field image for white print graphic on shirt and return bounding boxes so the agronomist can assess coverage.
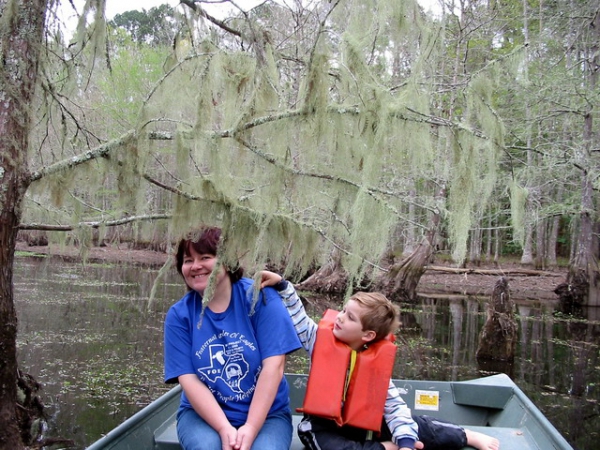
[196,330,256,396]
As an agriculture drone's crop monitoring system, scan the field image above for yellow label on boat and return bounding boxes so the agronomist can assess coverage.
[414,390,440,411]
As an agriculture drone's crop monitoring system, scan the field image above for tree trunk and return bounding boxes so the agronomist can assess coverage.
[484,214,492,262]
[520,218,534,265]
[295,249,348,295]
[376,184,444,303]
[534,218,546,270]
[546,186,563,268]
[564,9,600,308]
[376,235,434,303]
[493,227,500,263]
[402,185,417,257]
[469,227,482,267]
[560,172,600,309]
[0,0,46,448]
[520,0,534,269]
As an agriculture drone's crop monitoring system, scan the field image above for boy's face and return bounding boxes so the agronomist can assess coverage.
[333,299,376,351]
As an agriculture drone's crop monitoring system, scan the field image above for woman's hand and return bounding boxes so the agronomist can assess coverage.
[178,374,236,449]
[258,270,282,289]
[233,423,259,450]
[217,424,238,450]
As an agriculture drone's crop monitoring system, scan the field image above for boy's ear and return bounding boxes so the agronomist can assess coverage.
[362,330,377,343]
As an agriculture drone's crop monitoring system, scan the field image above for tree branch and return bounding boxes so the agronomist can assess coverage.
[25,98,482,190]
[141,173,387,273]
[179,0,243,37]
[26,130,137,184]
[17,214,171,231]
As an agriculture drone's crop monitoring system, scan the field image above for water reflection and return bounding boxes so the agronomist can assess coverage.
[394,296,599,450]
[14,256,600,450]
[15,256,184,448]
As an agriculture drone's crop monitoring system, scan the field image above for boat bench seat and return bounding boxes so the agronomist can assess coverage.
[154,416,538,450]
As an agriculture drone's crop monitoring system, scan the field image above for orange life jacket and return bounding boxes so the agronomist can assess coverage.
[299,309,397,432]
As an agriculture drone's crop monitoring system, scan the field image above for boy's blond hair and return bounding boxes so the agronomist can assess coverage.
[349,292,399,342]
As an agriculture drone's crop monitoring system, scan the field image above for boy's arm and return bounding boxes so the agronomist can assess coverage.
[276,280,318,355]
[384,380,419,449]
[259,271,317,354]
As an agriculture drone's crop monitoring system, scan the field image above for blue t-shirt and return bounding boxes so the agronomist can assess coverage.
[164,277,302,426]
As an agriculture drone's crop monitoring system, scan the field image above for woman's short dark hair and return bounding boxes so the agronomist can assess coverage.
[175,226,244,284]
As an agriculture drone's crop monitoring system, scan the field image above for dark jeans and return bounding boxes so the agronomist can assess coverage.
[297,414,467,450]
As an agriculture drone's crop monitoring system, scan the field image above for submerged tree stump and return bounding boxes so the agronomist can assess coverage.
[554,269,588,315]
[476,277,517,362]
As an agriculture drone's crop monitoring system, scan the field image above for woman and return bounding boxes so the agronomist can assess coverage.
[164,226,301,450]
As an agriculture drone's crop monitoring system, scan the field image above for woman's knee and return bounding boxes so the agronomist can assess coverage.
[177,409,222,450]
[251,410,293,450]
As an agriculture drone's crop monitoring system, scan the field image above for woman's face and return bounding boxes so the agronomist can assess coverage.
[181,245,227,295]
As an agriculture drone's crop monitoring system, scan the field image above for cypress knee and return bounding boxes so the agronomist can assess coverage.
[476,277,517,361]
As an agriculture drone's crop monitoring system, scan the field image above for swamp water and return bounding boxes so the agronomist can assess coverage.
[14,255,600,449]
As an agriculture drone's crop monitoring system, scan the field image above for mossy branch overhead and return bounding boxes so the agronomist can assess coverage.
[22,0,514,283]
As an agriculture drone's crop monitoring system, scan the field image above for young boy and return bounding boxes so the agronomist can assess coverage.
[261,272,500,450]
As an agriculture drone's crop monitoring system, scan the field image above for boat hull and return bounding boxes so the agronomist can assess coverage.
[86,373,573,450]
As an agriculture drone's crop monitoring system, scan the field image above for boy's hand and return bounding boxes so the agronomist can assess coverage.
[389,440,423,450]
[258,270,282,289]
